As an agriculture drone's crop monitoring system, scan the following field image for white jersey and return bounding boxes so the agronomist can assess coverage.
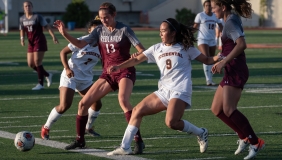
[194,12,221,40]
[143,43,201,93]
[65,36,101,82]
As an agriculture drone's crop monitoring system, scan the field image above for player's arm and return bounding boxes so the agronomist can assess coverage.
[20,29,25,46]
[108,53,148,74]
[195,53,220,65]
[45,24,59,44]
[131,43,145,58]
[54,20,88,48]
[60,46,74,77]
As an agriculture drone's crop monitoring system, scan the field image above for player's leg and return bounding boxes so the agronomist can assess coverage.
[32,51,50,89]
[27,51,40,89]
[65,78,112,150]
[166,98,208,153]
[198,42,211,85]
[222,86,264,158]
[41,86,75,139]
[78,83,102,137]
[118,77,145,154]
[107,93,166,155]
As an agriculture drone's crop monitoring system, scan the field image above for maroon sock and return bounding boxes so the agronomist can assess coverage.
[229,110,258,144]
[32,66,37,72]
[124,110,143,142]
[36,65,45,85]
[37,65,49,77]
[217,111,245,139]
[76,115,88,142]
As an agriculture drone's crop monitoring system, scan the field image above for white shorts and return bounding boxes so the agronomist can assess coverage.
[154,85,191,109]
[197,38,217,47]
[59,74,92,91]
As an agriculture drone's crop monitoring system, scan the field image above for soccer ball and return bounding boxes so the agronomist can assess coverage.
[14,131,35,151]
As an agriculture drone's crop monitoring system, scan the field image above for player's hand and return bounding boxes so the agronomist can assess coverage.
[20,40,25,46]
[212,60,226,74]
[53,20,66,36]
[131,52,139,58]
[107,66,120,74]
[53,37,59,44]
[66,68,74,78]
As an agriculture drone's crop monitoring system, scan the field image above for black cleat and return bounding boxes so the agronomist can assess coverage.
[64,140,85,150]
[133,141,145,154]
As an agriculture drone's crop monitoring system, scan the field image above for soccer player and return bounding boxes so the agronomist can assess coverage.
[0,7,6,34]
[41,18,103,140]
[53,2,145,154]
[193,0,223,86]
[210,0,265,159]
[106,18,221,155]
[19,1,58,90]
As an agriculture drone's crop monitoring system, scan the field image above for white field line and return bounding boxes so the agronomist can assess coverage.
[0,130,148,160]
[0,105,281,120]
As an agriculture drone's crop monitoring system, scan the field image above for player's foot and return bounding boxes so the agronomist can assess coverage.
[41,126,50,140]
[32,83,44,90]
[197,128,208,153]
[107,146,132,155]
[46,73,53,87]
[64,140,86,150]
[85,128,100,137]
[206,81,216,86]
[133,141,145,154]
[244,138,265,160]
[234,137,250,155]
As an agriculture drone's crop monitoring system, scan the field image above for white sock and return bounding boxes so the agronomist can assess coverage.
[203,64,210,82]
[219,38,222,46]
[182,120,203,136]
[44,107,62,129]
[208,65,213,82]
[85,108,100,130]
[121,125,138,149]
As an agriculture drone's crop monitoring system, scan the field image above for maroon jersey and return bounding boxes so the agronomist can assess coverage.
[19,13,47,47]
[220,14,248,89]
[83,21,141,74]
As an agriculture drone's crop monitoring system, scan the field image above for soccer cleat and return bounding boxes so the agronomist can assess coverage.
[41,126,50,140]
[64,140,86,150]
[234,137,250,155]
[45,73,53,87]
[85,128,100,137]
[197,128,208,153]
[107,146,132,155]
[133,141,145,154]
[244,138,265,160]
[206,81,216,86]
[32,83,44,90]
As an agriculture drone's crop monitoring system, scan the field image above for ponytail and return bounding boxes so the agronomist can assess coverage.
[211,0,253,18]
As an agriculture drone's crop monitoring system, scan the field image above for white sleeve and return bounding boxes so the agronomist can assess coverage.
[143,45,156,63]
[194,13,201,23]
[188,47,201,60]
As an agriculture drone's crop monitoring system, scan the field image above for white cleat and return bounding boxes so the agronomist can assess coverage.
[197,128,208,153]
[235,138,250,155]
[206,80,216,86]
[244,138,265,160]
[107,146,132,155]
[32,83,44,90]
[45,73,53,87]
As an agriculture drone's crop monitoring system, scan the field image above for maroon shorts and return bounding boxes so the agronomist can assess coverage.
[219,60,249,89]
[28,41,47,52]
[99,68,136,91]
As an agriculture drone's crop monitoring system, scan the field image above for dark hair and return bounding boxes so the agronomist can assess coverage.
[86,16,102,29]
[99,2,116,15]
[23,1,33,7]
[211,0,253,18]
[203,0,211,6]
[163,18,197,50]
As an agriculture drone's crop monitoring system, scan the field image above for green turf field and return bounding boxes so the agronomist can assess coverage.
[0,29,282,160]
